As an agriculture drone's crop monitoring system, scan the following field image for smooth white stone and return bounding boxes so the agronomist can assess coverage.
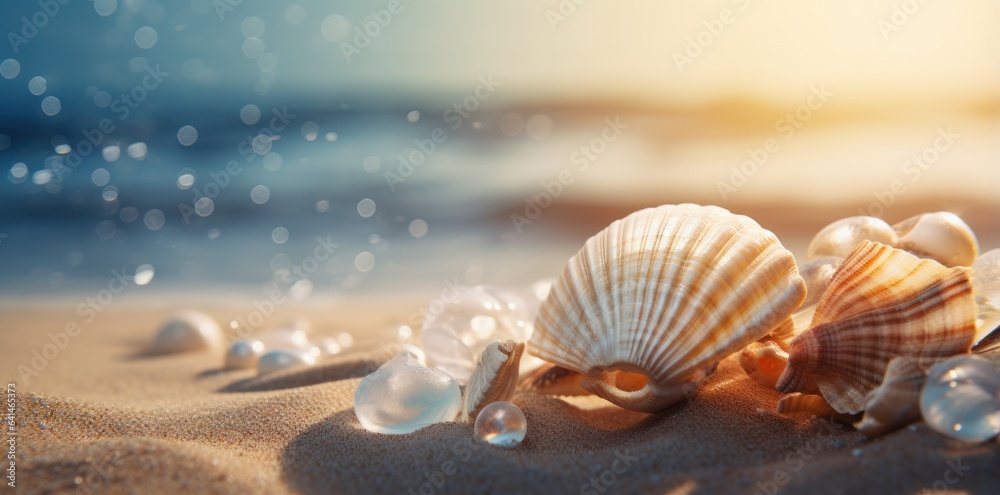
[225,339,265,369]
[150,310,223,354]
[806,216,897,261]
[474,401,526,448]
[920,355,1000,443]
[893,211,978,267]
[353,352,461,434]
[258,349,316,375]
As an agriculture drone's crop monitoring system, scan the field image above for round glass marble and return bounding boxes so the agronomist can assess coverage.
[474,401,526,448]
[920,355,1000,442]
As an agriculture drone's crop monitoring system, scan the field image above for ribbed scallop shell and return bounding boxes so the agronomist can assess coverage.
[529,204,806,413]
[776,240,976,414]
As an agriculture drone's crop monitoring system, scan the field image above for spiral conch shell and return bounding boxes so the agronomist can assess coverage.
[776,240,977,414]
[529,204,807,413]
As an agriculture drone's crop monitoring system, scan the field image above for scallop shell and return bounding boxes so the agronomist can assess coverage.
[518,364,590,396]
[893,212,978,268]
[806,216,897,261]
[776,240,977,414]
[461,340,525,423]
[855,356,925,437]
[529,204,807,413]
[764,258,840,351]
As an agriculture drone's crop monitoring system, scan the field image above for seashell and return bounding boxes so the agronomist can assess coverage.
[518,364,590,396]
[767,305,816,352]
[739,341,787,389]
[972,248,1000,348]
[150,310,224,354]
[855,356,925,437]
[462,340,525,423]
[765,258,838,350]
[225,338,266,369]
[776,240,977,414]
[892,211,978,268]
[920,354,1000,442]
[806,216,897,261]
[776,393,836,417]
[529,204,806,413]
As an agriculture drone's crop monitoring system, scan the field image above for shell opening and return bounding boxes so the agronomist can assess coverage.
[579,363,697,413]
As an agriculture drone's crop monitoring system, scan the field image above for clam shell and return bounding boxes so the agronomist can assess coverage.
[806,216,897,261]
[893,212,978,267]
[776,240,977,414]
[855,356,925,437]
[461,340,525,423]
[529,204,806,413]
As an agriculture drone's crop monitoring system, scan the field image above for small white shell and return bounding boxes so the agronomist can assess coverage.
[530,204,806,412]
[739,341,788,389]
[806,216,897,261]
[776,393,836,417]
[892,212,978,267]
[225,339,265,369]
[461,340,524,423]
[150,310,223,354]
[855,356,925,437]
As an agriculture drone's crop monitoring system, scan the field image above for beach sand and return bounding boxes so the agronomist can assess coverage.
[4,296,999,495]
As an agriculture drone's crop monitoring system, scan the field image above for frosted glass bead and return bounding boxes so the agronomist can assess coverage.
[920,355,1000,442]
[353,352,461,434]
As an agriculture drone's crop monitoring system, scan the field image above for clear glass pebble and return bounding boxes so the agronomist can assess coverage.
[920,355,1000,442]
[353,352,461,434]
[225,339,265,369]
[474,401,526,448]
[421,285,534,384]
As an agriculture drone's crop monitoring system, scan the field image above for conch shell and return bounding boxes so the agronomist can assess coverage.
[529,204,806,413]
[461,340,524,423]
[776,240,977,414]
[855,356,925,437]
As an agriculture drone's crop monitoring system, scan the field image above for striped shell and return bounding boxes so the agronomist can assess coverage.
[529,204,806,413]
[776,240,976,414]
